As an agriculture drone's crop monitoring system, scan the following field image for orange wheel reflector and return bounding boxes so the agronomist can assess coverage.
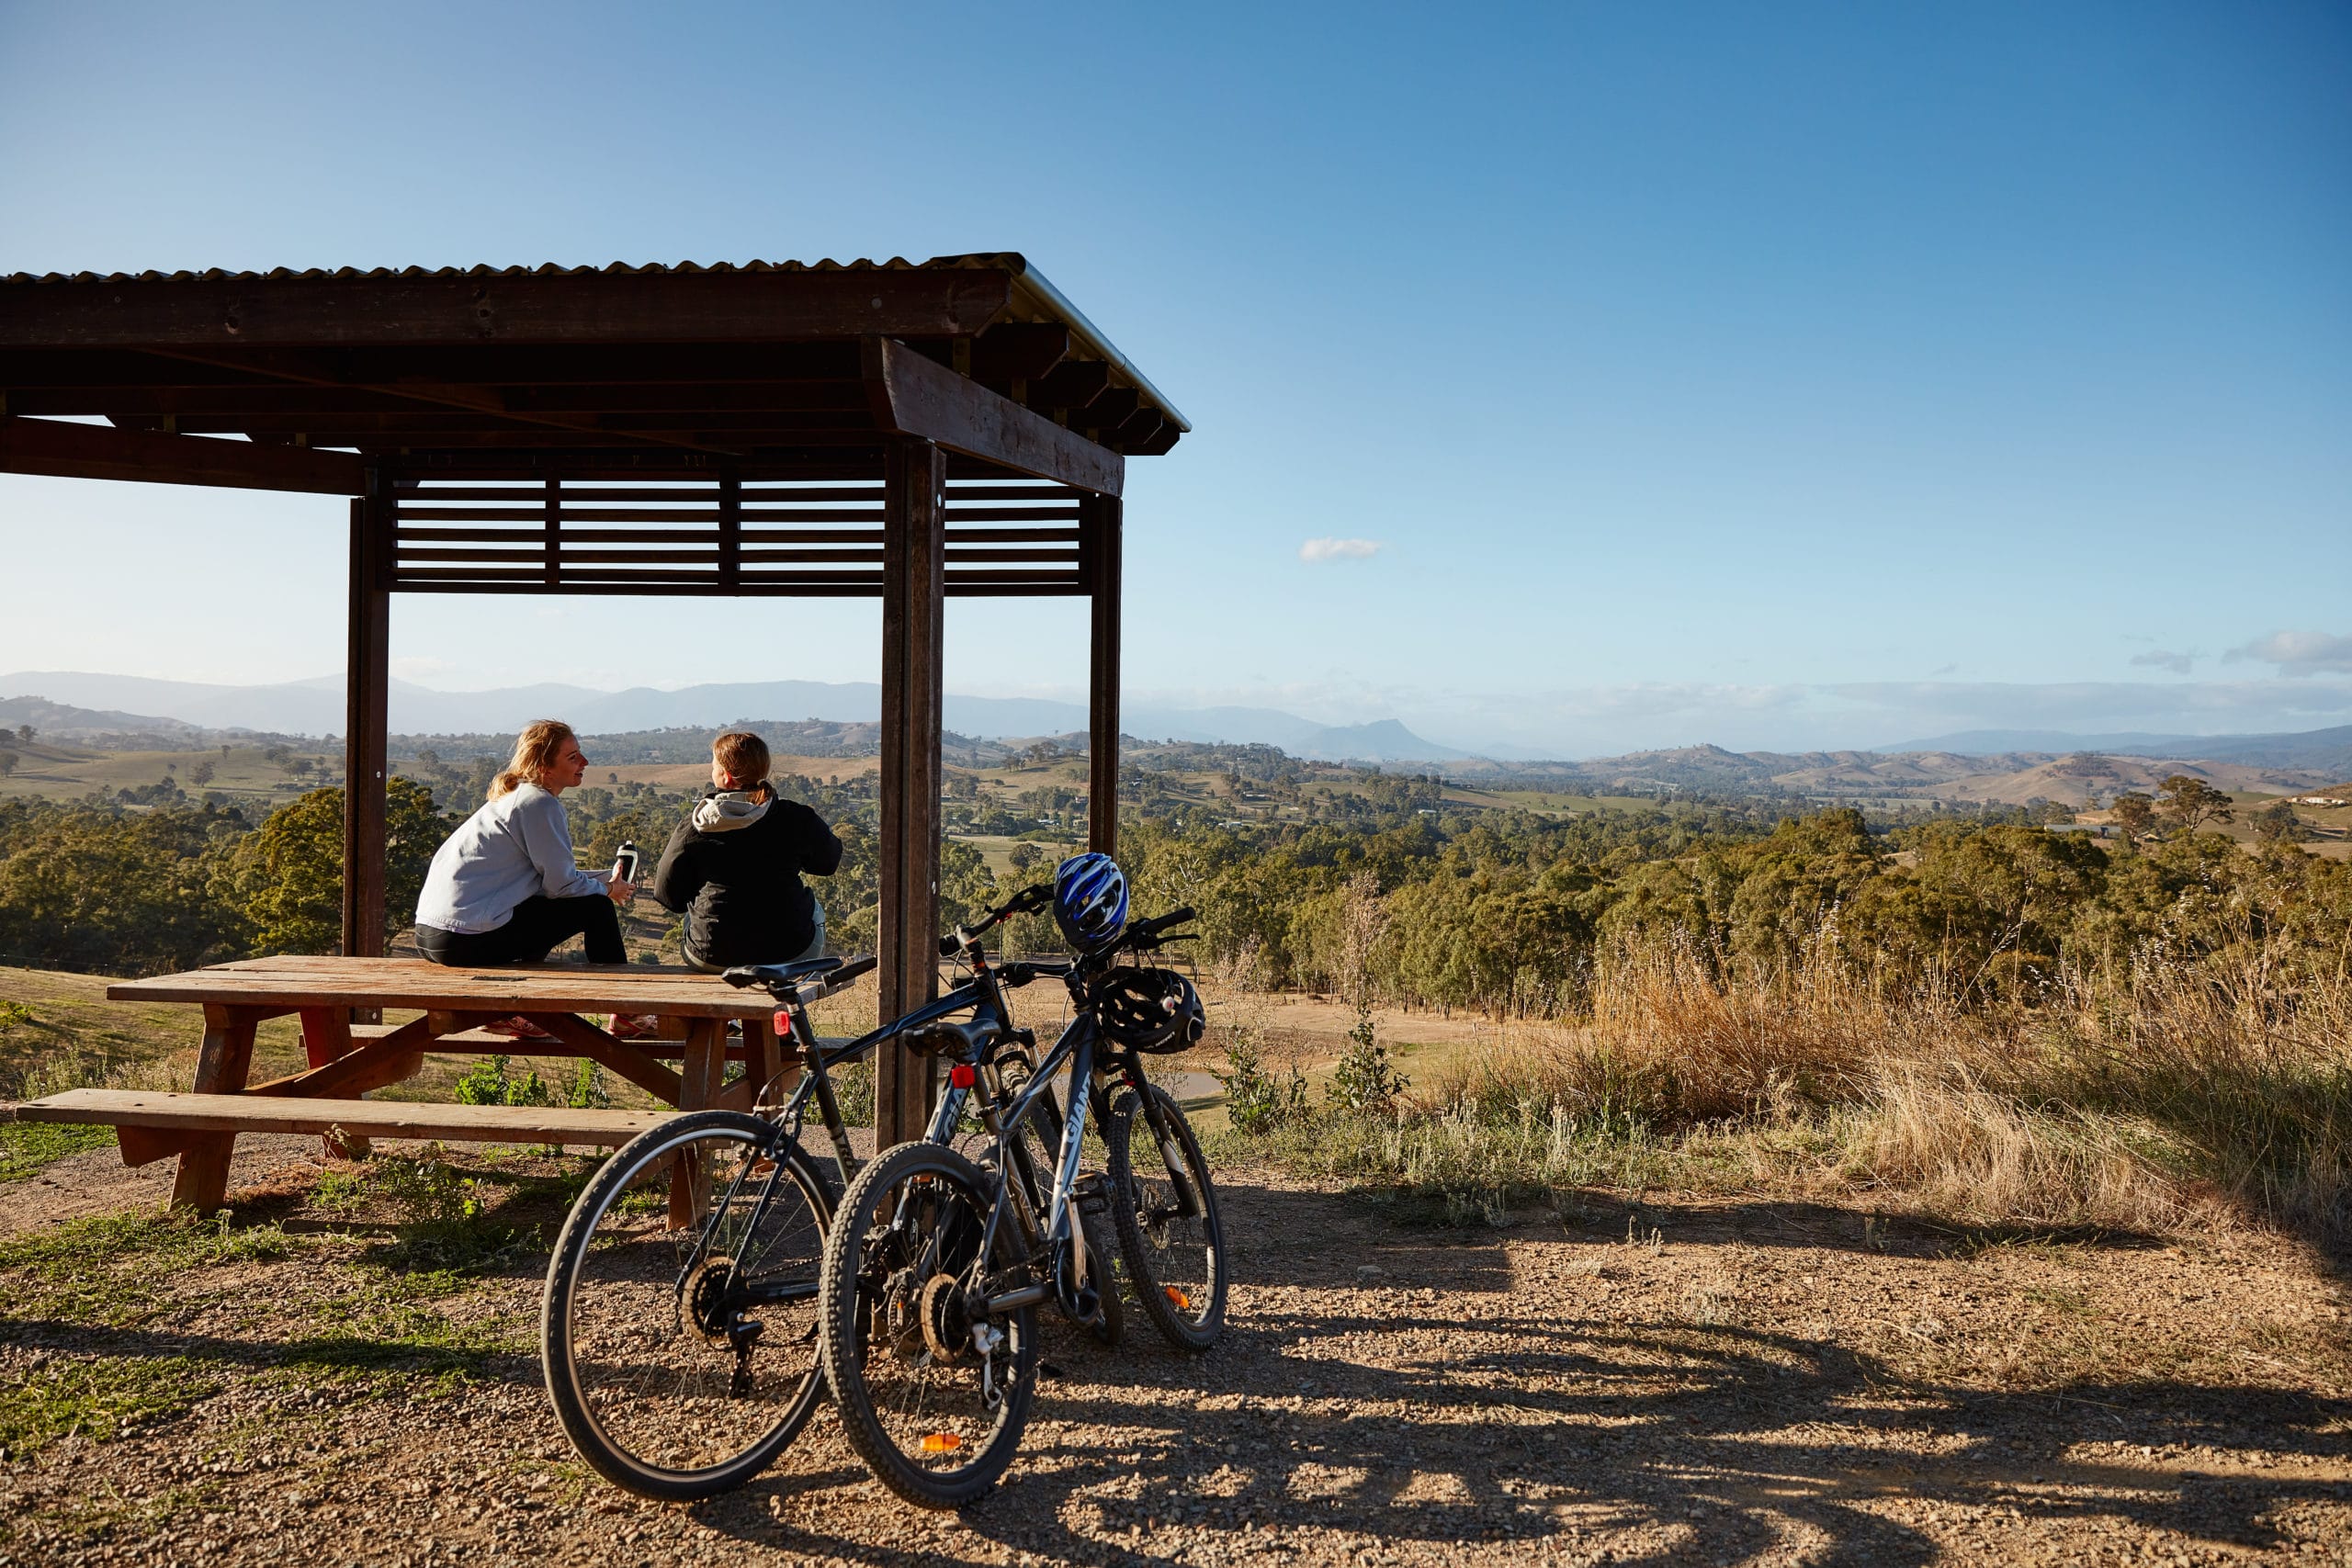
[1164,1286,1192,1312]
[922,1432,964,1454]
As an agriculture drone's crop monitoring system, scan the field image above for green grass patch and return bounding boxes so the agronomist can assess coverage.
[0,1354,218,1459]
[0,1209,305,1326]
[279,1282,526,1393]
[0,1120,117,1182]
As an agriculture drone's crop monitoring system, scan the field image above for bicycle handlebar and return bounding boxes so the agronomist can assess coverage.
[935,889,1196,964]
[938,882,1056,955]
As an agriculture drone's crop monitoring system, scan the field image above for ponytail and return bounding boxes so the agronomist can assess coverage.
[491,719,575,801]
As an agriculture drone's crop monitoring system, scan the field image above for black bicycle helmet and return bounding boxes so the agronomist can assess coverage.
[1092,966,1205,1054]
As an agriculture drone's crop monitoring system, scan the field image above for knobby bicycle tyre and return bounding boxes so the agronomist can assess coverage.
[817,1140,1038,1509]
[542,1110,832,1500]
[1106,1084,1227,1350]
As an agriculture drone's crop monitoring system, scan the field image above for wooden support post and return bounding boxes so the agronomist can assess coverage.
[297,1007,370,1160]
[670,1016,728,1227]
[1084,491,1123,857]
[876,436,945,1147]
[170,1003,258,1211]
[341,468,392,965]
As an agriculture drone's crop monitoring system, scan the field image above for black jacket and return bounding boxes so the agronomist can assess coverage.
[652,793,843,966]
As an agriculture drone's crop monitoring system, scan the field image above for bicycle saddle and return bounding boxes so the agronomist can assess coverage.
[723,954,876,988]
[903,1016,996,1057]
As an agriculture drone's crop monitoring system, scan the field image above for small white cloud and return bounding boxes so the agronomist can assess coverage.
[2129,649,2195,675]
[2225,630,2352,677]
[1299,537,1381,564]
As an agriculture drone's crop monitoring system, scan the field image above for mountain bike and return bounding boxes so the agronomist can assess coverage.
[538,929,1108,1500]
[816,889,1227,1509]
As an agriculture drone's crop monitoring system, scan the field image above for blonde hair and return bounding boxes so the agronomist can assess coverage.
[491,719,576,800]
[712,730,771,793]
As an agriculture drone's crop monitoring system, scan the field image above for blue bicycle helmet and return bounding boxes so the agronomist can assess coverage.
[1052,852,1130,952]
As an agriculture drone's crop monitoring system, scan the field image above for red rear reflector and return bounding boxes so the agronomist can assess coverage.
[949,1063,977,1089]
[773,1010,793,1036]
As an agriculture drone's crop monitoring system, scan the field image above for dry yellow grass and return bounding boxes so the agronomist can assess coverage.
[1236,933,2352,1245]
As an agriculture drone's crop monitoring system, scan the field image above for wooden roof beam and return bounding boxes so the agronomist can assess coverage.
[970,322,1069,386]
[0,415,365,494]
[1025,360,1111,418]
[0,268,1015,350]
[144,347,748,459]
[862,337,1122,497]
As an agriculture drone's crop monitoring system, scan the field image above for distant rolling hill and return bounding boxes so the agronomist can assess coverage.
[1453,741,2334,806]
[0,671,1467,764]
[1879,726,2352,777]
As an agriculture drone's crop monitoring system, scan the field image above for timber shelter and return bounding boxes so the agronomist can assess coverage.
[0,254,1188,1142]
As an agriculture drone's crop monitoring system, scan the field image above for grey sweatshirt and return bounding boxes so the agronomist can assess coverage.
[414,783,606,934]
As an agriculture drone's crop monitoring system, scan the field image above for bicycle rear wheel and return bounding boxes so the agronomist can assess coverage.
[818,1141,1037,1509]
[1107,1084,1227,1350]
[541,1110,831,1500]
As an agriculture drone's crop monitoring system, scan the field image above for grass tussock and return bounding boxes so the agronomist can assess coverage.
[1222,933,2352,1243]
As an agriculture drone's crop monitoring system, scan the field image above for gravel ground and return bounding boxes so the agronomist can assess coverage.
[3,1133,2350,1566]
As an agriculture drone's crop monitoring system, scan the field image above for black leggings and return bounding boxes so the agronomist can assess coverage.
[415,895,627,966]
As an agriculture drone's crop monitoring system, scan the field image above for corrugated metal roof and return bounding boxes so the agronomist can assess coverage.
[0,251,1190,434]
[0,253,1023,286]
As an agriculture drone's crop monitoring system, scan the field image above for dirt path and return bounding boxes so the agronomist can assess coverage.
[3,1139,2350,1566]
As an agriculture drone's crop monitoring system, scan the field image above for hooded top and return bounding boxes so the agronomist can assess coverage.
[651,789,843,966]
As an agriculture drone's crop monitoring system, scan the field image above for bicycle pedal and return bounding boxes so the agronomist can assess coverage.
[1073,1173,1113,1214]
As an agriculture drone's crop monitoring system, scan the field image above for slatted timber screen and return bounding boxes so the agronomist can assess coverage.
[387,476,1088,597]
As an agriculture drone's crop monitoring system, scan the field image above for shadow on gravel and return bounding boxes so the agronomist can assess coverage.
[686,1176,2351,1567]
[13,1167,2346,1565]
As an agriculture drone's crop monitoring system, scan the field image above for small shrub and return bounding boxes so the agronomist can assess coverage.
[1329,1003,1408,1113]
[453,1055,552,1109]
[1213,1019,1306,1135]
[564,1059,610,1111]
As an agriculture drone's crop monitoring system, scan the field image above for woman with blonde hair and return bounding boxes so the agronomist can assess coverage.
[413,720,634,969]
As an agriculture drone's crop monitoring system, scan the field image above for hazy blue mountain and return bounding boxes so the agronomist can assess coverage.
[0,671,1469,763]
[1873,728,2209,755]
[1879,726,2352,775]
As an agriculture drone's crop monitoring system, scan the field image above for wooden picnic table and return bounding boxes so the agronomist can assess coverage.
[90,956,800,1210]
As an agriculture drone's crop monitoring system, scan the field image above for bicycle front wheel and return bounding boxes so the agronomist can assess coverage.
[818,1141,1037,1509]
[541,1110,831,1500]
[1107,1084,1228,1350]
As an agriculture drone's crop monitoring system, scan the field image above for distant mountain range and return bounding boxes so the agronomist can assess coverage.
[0,671,1470,764]
[10,671,2349,784]
[1878,727,2352,776]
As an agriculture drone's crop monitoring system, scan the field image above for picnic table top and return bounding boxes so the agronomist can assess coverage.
[106,954,796,1018]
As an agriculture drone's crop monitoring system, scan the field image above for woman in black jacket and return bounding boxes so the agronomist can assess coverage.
[651,731,843,972]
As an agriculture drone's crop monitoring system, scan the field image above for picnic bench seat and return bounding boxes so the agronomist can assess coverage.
[36,956,843,1210]
[8,1089,674,1154]
[346,1021,856,1062]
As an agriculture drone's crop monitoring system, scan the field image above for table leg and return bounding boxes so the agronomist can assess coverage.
[171,1003,258,1212]
[669,1018,728,1228]
[299,1007,372,1161]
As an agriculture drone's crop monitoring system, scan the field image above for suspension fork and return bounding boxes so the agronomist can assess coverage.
[1131,1065,1204,1221]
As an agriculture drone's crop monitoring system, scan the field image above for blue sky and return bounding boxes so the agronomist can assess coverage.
[2,1,2346,756]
